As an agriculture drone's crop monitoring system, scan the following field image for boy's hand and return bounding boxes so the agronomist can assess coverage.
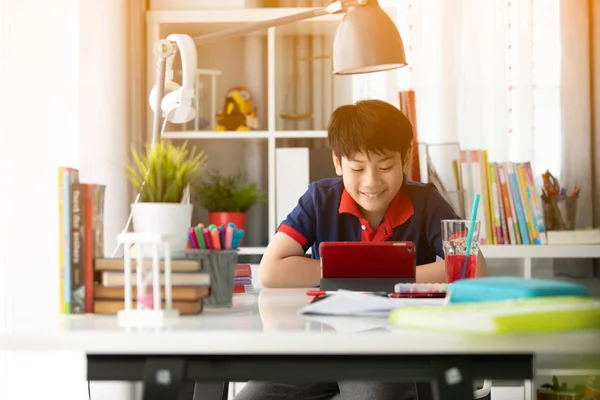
[259,232,321,288]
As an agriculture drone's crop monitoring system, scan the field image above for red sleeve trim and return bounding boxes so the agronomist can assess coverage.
[277,224,308,247]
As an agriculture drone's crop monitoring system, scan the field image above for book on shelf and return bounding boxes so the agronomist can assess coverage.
[58,166,107,314]
[458,151,547,245]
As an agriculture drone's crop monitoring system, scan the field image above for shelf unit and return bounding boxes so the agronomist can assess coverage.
[238,244,600,278]
[146,6,399,246]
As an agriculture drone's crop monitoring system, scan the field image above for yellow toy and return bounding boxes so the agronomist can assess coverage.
[215,86,259,131]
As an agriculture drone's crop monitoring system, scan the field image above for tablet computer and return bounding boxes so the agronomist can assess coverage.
[319,241,416,279]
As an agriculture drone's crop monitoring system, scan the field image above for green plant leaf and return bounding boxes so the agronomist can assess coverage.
[194,169,266,212]
[124,140,208,203]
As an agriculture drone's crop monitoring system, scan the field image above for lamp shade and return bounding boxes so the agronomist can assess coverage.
[333,0,407,75]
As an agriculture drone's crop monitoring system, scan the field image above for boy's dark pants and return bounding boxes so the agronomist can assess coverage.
[233,381,421,400]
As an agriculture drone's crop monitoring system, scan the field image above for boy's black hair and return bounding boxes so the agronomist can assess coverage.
[327,99,413,162]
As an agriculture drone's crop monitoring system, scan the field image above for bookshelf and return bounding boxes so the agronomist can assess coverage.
[146,5,399,247]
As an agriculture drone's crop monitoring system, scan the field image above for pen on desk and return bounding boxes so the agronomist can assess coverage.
[305,290,388,297]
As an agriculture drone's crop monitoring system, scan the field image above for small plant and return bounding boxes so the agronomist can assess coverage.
[196,169,266,212]
[125,141,208,203]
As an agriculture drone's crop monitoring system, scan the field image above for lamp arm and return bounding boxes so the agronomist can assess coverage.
[192,0,368,46]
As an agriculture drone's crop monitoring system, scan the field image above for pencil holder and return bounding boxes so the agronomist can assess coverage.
[542,195,578,231]
[186,249,239,308]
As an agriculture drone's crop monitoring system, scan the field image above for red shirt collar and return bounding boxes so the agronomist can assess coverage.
[338,187,414,228]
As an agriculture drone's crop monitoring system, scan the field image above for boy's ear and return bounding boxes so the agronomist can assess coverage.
[402,148,411,172]
[332,152,343,176]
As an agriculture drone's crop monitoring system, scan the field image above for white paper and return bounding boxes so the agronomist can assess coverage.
[299,292,446,317]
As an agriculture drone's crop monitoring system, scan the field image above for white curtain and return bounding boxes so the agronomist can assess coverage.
[353,0,562,186]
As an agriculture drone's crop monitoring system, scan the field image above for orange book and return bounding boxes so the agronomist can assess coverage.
[94,284,210,301]
[94,300,203,315]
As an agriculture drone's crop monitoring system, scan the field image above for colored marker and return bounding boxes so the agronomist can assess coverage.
[189,227,199,249]
[203,228,213,250]
[211,228,221,250]
[225,226,234,249]
[194,226,206,249]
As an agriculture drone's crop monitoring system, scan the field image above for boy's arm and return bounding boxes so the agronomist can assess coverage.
[416,250,489,283]
[259,232,321,288]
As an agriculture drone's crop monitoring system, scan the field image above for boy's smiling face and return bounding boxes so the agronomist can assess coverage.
[333,149,406,224]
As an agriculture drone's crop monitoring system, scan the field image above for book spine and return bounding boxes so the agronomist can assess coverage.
[58,168,65,314]
[518,164,540,244]
[83,184,94,313]
[498,163,517,245]
[488,162,502,244]
[85,184,106,313]
[506,163,530,244]
[63,168,79,313]
[70,183,85,314]
[522,162,547,244]
[493,163,509,244]
[480,150,493,244]
[502,162,522,244]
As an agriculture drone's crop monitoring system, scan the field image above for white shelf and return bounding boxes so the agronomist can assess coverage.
[480,244,600,259]
[239,245,600,259]
[275,130,327,139]
[238,246,267,255]
[162,130,271,139]
[161,130,328,140]
[238,245,600,279]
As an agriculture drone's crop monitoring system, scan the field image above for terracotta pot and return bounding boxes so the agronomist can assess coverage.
[208,212,247,246]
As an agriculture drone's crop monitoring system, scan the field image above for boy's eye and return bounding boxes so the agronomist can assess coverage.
[350,168,364,172]
[379,165,394,171]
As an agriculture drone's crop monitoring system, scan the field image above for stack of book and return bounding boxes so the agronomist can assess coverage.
[93,258,212,315]
[234,263,254,294]
[459,150,546,245]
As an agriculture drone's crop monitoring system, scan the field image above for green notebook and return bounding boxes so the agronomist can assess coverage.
[389,296,600,334]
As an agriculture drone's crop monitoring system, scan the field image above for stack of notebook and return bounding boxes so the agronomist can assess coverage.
[93,258,211,315]
[389,277,600,334]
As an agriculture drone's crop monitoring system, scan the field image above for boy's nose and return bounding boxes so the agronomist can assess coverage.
[363,169,383,186]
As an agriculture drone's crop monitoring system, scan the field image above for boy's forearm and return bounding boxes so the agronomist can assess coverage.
[417,250,489,283]
[259,256,321,288]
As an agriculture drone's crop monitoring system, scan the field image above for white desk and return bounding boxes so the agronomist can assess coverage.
[2,289,600,400]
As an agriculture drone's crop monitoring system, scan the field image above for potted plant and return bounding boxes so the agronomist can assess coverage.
[125,140,207,257]
[195,168,265,233]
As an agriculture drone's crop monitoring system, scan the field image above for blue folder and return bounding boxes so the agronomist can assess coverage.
[447,277,591,304]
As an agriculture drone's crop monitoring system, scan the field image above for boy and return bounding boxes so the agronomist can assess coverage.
[236,100,488,400]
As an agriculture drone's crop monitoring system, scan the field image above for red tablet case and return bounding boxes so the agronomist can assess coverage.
[319,241,416,279]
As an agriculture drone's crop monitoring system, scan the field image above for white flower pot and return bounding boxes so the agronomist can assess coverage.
[131,202,193,258]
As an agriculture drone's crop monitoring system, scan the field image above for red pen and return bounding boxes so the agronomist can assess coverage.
[305,290,387,297]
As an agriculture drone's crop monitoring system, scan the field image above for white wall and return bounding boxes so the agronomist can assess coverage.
[0,0,132,399]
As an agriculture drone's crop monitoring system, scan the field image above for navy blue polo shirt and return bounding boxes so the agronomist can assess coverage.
[277,177,461,266]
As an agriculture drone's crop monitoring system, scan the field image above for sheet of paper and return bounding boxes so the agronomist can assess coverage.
[299,291,446,317]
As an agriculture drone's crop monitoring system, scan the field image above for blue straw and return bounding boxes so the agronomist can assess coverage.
[461,193,480,279]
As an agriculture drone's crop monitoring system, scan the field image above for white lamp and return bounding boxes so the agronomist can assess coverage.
[148,0,406,146]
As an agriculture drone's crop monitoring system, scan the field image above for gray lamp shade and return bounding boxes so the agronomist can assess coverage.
[333,0,407,75]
